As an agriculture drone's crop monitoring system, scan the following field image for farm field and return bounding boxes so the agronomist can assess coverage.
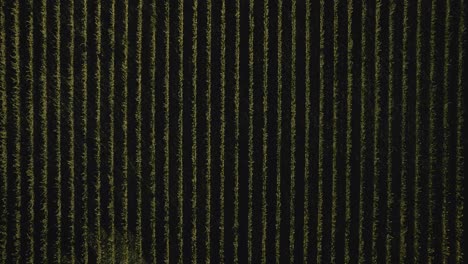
[0,0,465,263]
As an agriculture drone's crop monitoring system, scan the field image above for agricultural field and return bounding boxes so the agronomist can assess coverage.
[0,0,465,263]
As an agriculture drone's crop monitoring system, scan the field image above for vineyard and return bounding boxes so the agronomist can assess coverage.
[0,0,465,263]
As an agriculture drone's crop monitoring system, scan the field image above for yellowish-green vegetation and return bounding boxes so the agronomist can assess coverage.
[0,0,464,263]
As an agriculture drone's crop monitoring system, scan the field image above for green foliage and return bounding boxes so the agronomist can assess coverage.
[289,0,297,262]
[247,0,254,262]
[261,1,268,263]
[176,1,184,262]
[8,1,22,262]
[206,0,212,262]
[102,0,115,261]
[234,1,241,263]
[47,1,58,263]
[345,1,355,263]
[400,1,412,262]
[0,1,464,263]
[275,0,283,263]
[22,1,35,262]
[191,1,199,263]
[359,0,373,262]
[163,1,170,263]
[89,1,102,262]
[0,1,7,262]
[220,1,226,262]
[456,1,465,263]
[303,0,312,262]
